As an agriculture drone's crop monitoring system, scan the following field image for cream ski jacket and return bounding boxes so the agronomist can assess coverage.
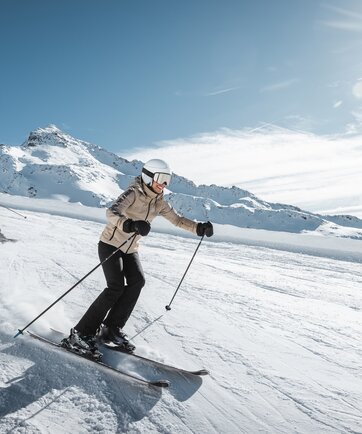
[100,176,198,253]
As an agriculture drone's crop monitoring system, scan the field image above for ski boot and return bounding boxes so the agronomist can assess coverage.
[97,324,136,353]
[61,328,102,360]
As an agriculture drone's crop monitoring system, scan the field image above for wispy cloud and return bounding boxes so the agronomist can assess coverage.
[175,86,240,97]
[352,80,362,99]
[204,87,240,97]
[321,5,362,32]
[323,5,362,21]
[283,114,316,131]
[346,108,362,134]
[327,81,343,88]
[322,20,362,32]
[260,78,299,93]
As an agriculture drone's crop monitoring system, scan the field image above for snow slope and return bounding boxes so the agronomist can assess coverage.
[2,125,362,239]
[0,201,361,433]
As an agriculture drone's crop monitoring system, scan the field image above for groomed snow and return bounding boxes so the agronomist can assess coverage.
[0,199,361,433]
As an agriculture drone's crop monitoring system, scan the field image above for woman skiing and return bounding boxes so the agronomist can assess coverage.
[62,159,213,357]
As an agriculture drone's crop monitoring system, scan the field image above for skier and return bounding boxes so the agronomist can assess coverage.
[62,159,213,357]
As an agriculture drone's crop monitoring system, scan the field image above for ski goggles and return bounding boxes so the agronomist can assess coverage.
[153,172,172,185]
[143,168,172,185]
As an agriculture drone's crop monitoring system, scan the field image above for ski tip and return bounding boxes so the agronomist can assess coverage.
[151,380,170,388]
[192,369,209,376]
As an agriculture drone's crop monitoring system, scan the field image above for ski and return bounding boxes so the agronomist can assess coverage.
[26,331,170,388]
[51,328,209,377]
[102,342,209,377]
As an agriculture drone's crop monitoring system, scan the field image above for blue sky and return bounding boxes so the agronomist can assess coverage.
[1,0,362,153]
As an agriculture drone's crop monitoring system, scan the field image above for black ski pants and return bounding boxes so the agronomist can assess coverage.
[75,241,145,336]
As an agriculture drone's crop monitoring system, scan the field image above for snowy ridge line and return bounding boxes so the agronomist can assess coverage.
[1,124,362,238]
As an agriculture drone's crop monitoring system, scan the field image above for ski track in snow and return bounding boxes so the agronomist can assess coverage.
[0,207,362,433]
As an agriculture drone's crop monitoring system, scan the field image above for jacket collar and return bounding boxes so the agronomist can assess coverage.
[132,176,163,199]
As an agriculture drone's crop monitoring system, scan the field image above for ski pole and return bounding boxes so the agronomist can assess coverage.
[14,233,137,338]
[0,203,27,219]
[165,235,205,311]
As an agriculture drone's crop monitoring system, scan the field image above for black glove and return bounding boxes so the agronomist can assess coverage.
[196,221,214,237]
[123,219,151,236]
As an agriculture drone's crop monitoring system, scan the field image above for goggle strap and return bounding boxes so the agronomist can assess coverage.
[142,167,155,179]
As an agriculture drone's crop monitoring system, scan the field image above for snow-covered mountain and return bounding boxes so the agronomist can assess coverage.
[1,125,362,238]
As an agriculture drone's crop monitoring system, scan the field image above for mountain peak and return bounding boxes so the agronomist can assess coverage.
[42,124,62,133]
[24,125,74,148]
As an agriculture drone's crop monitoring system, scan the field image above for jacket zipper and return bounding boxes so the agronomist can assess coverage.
[145,197,154,221]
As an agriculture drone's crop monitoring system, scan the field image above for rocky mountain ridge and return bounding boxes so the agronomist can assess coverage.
[1,125,362,238]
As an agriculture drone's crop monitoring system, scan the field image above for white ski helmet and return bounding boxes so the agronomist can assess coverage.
[141,159,172,186]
